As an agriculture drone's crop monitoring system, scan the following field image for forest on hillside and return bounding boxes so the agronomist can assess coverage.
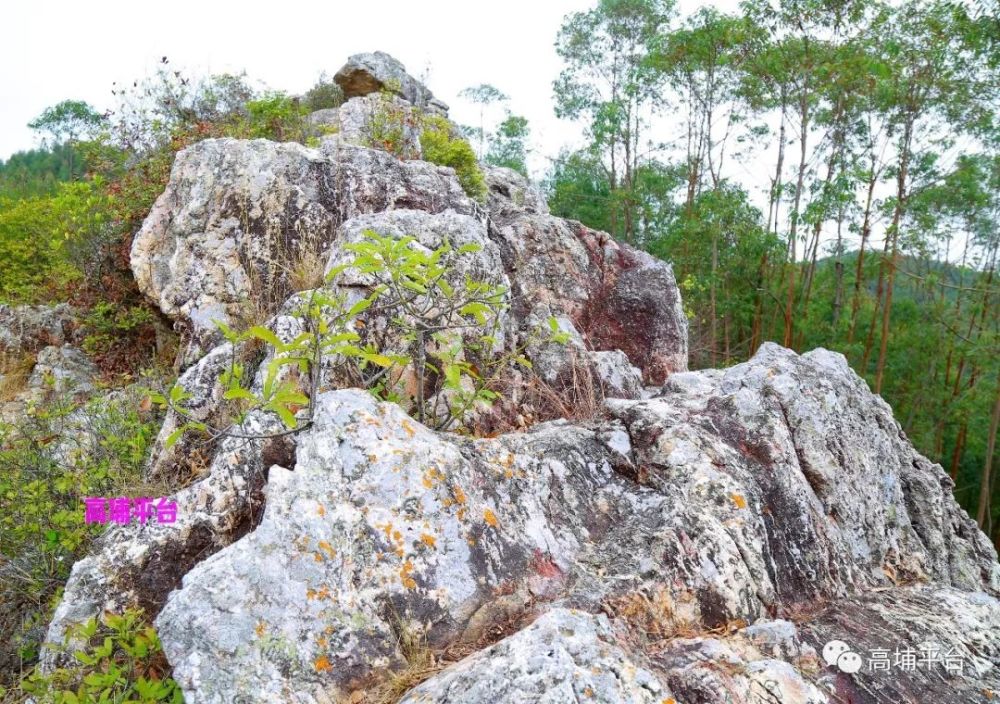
[541,0,1000,546]
[0,3,998,678]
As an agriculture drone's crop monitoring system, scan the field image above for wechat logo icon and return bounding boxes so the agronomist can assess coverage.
[823,640,862,674]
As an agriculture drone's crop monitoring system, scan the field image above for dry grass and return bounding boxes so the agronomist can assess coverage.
[229,192,334,330]
[474,347,607,437]
[604,585,754,653]
[285,241,329,295]
[0,351,36,403]
[337,599,540,704]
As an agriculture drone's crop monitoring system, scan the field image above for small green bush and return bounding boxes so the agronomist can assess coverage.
[240,93,309,143]
[0,179,111,303]
[158,230,565,441]
[362,89,420,160]
[17,609,183,703]
[303,74,344,112]
[81,302,157,360]
[0,388,161,678]
[419,116,487,201]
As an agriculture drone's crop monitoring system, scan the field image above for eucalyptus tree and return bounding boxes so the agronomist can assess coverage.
[863,0,992,394]
[553,0,675,242]
[28,100,105,180]
[457,84,509,159]
[647,8,764,358]
[485,114,530,176]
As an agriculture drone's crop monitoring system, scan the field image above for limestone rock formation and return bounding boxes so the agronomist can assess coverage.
[398,609,670,704]
[0,302,77,354]
[334,51,447,114]
[130,138,475,365]
[46,344,1000,702]
[39,51,999,704]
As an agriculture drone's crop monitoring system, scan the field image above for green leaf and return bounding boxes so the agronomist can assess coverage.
[347,298,373,316]
[73,651,96,666]
[272,404,298,429]
[163,426,187,450]
[245,326,286,351]
[360,352,395,367]
[223,387,258,403]
[168,384,191,404]
[444,364,461,389]
[437,279,454,298]
[460,302,490,323]
[212,318,240,342]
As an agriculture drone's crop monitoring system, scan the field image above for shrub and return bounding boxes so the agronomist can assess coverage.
[362,89,421,159]
[0,179,108,303]
[15,609,183,704]
[303,74,344,112]
[0,388,161,679]
[419,116,487,201]
[157,230,564,441]
[80,301,165,379]
[240,93,309,143]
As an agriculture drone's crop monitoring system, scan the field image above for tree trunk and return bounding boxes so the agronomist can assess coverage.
[710,228,719,366]
[874,115,913,394]
[950,423,967,481]
[976,371,1000,531]
[784,86,810,348]
[767,96,788,236]
[848,172,878,346]
[861,232,891,374]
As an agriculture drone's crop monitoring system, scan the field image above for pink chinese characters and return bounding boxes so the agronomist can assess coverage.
[82,497,178,525]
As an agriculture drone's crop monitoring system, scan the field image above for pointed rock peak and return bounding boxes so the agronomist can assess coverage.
[334,51,448,114]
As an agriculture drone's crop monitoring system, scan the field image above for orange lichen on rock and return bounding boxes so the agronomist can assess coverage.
[399,560,417,589]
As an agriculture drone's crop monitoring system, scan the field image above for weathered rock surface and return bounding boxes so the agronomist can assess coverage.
[130,135,687,409]
[44,340,997,702]
[42,409,286,659]
[398,609,669,703]
[484,183,688,383]
[334,51,446,113]
[27,344,98,396]
[0,303,77,354]
[1,344,98,423]
[131,138,475,365]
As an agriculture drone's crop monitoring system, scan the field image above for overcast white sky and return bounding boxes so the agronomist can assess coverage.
[0,0,737,165]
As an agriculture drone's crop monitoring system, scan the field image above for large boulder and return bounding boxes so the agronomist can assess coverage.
[45,341,999,701]
[483,166,688,384]
[130,136,688,403]
[334,51,447,113]
[130,138,475,365]
[0,303,77,354]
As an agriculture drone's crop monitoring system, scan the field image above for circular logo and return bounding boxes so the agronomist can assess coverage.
[823,640,862,673]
